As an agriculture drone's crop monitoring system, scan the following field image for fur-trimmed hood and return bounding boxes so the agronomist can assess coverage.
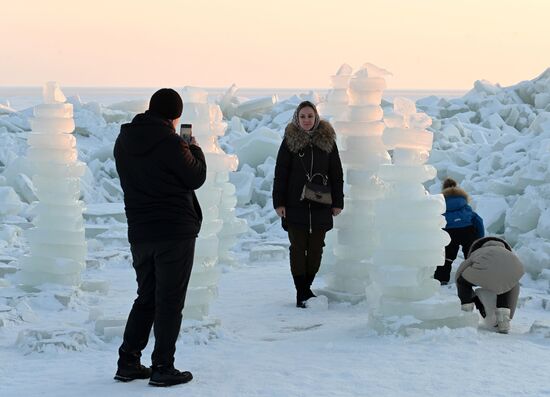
[442,186,469,201]
[284,120,336,153]
[466,236,512,259]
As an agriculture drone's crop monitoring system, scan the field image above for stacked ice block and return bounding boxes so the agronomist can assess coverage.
[181,87,247,321]
[317,64,352,121]
[323,64,392,302]
[368,98,478,332]
[317,64,352,275]
[19,82,87,287]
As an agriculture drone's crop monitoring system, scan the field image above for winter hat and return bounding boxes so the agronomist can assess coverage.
[148,88,183,120]
[292,101,321,132]
[442,177,457,190]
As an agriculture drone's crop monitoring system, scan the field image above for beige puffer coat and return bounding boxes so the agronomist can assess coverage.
[455,237,524,316]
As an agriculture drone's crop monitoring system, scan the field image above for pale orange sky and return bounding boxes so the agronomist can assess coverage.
[1,0,549,89]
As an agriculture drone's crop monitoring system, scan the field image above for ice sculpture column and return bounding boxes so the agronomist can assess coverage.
[181,87,246,321]
[317,64,353,275]
[19,82,87,286]
[322,64,391,302]
[368,98,478,333]
[209,102,249,266]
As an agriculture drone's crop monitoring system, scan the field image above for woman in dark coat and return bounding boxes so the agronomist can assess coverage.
[434,177,485,284]
[273,101,344,308]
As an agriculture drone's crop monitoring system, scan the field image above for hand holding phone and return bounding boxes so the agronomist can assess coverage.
[180,124,192,144]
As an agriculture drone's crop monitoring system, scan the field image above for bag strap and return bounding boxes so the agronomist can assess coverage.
[298,145,313,181]
[298,144,328,185]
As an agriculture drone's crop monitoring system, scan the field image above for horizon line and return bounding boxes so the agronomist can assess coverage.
[0,85,470,91]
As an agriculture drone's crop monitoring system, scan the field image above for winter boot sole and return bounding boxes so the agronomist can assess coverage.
[149,372,193,387]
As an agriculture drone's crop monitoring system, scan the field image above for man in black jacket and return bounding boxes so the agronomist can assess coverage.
[113,88,207,387]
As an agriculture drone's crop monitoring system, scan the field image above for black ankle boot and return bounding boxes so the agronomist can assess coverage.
[304,273,316,300]
[114,362,152,382]
[292,274,307,308]
[149,366,193,387]
[115,347,151,382]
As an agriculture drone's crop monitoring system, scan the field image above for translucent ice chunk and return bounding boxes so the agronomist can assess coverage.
[181,86,208,103]
[378,164,437,183]
[27,147,78,164]
[249,245,287,262]
[33,103,73,118]
[336,63,353,75]
[334,121,385,137]
[43,82,67,104]
[26,227,85,246]
[0,186,23,216]
[19,255,84,275]
[349,77,387,92]
[361,63,393,78]
[30,117,75,134]
[383,128,433,151]
[348,105,383,122]
[28,133,76,150]
[348,90,383,106]
[409,113,432,129]
[393,97,416,117]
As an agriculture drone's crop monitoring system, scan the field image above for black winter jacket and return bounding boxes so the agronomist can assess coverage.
[273,120,344,231]
[114,111,207,244]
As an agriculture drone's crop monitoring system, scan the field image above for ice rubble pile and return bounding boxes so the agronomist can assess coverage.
[0,70,550,341]
[422,68,550,277]
[367,98,477,332]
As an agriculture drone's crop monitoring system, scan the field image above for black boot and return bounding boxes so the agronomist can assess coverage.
[434,259,452,284]
[292,274,307,308]
[115,347,152,382]
[114,363,152,382]
[149,366,193,387]
[304,273,317,300]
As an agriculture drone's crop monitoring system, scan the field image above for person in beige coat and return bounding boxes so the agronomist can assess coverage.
[455,236,525,334]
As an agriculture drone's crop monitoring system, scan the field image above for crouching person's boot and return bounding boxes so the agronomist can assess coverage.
[495,308,511,334]
[304,273,317,300]
[114,348,152,382]
[149,366,193,387]
[292,274,307,308]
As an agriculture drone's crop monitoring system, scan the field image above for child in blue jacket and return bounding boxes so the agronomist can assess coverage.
[434,177,485,285]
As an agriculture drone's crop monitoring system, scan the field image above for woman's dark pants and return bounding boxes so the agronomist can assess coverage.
[456,275,519,311]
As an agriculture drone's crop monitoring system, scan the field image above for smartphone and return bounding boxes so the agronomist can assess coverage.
[180,123,192,143]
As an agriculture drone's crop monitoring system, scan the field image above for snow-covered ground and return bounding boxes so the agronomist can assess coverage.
[1,71,550,396]
[2,259,550,397]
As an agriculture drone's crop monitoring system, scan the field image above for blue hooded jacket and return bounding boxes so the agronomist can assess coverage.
[443,188,485,238]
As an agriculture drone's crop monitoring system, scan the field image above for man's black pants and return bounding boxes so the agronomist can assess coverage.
[118,238,195,368]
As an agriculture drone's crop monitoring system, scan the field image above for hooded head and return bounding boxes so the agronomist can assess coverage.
[466,236,512,258]
[291,101,321,133]
[482,240,506,249]
[148,88,183,120]
[442,177,457,190]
